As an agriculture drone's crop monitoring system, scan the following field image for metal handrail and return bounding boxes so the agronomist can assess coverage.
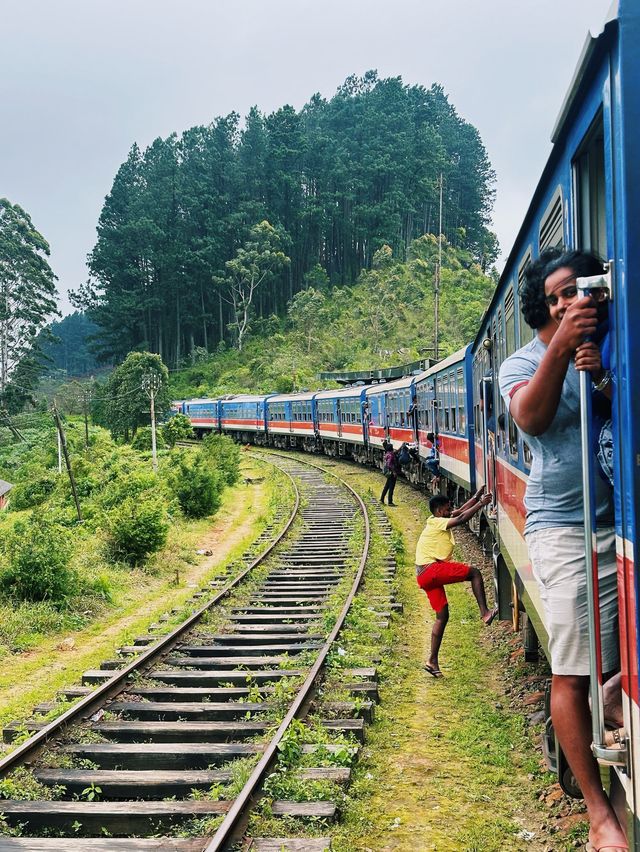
[577,269,627,769]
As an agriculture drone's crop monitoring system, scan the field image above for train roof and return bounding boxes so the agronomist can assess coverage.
[364,374,415,397]
[473,4,620,348]
[267,391,317,403]
[314,386,367,400]
[183,397,219,404]
[220,393,270,403]
[421,346,469,378]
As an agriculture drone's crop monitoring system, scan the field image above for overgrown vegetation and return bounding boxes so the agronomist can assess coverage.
[71,73,497,366]
[0,416,241,653]
[167,236,495,398]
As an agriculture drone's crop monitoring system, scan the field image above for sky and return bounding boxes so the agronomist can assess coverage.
[1,0,613,315]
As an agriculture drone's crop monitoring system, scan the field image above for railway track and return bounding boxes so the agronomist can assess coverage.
[0,452,399,851]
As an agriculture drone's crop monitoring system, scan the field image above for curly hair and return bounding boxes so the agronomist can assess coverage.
[520,247,562,330]
[520,248,605,330]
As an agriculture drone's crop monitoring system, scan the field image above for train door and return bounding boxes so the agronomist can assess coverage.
[572,108,637,829]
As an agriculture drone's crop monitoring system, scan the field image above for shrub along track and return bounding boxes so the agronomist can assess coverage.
[0,453,404,851]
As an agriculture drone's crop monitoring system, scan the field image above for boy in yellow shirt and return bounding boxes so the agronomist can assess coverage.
[416,489,497,677]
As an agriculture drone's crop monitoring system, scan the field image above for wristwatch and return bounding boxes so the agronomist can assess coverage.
[592,369,612,392]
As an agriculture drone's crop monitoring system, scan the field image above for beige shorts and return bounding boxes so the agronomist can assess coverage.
[525,526,619,676]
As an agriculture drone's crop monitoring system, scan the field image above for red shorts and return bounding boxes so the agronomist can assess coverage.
[416,560,472,612]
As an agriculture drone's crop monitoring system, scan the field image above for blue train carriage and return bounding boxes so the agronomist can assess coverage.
[219,394,271,444]
[313,386,367,461]
[472,1,640,834]
[182,397,220,437]
[364,374,417,451]
[414,347,475,498]
[266,391,317,450]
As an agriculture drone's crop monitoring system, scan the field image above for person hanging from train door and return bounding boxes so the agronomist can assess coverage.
[499,248,627,852]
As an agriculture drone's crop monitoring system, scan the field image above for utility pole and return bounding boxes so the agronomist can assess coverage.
[73,381,92,450]
[142,372,162,472]
[434,172,443,361]
[52,403,82,521]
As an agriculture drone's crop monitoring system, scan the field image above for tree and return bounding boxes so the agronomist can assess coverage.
[288,287,326,354]
[95,351,170,441]
[221,221,289,351]
[0,198,58,406]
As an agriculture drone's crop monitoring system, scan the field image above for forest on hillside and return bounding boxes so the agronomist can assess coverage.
[168,236,496,399]
[72,72,497,369]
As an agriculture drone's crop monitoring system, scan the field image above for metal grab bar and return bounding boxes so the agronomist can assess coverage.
[577,267,628,770]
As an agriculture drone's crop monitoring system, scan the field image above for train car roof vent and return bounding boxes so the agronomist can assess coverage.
[539,186,564,252]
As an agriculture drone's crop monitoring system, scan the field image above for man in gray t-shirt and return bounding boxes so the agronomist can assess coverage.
[498,249,624,852]
[499,336,613,535]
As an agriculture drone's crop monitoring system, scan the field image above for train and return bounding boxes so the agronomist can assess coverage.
[172,1,640,844]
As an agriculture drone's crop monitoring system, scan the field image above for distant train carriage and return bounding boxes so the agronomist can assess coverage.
[416,347,475,496]
[313,386,367,460]
[183,398,220,437]
[219,394,270,444]
[364,376,417,450]
[266,391,317,450]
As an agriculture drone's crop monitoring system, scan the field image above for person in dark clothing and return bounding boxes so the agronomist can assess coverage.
[380,441,400,505]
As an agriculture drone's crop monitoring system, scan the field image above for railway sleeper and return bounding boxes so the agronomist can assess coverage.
[0,798,231,835]
[33,765,351,799]
[0,839,208,850]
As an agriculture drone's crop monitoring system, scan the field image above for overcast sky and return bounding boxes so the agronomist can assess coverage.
[1,0,612,314]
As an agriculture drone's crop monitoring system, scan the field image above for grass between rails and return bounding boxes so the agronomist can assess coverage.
[0,454,284,731]
[283,453,568,852]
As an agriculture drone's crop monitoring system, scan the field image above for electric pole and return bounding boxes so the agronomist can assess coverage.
[52,403,82,521]
[142,372,162,472]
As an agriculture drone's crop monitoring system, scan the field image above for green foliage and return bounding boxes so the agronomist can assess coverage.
[0,197,59,412]
[9,465,57,510]
[166,451,222,519]
[73,76,496,368]
[0,516,75,604]
[106,494,169,565]
[167,236,495,397]
[92,351,170,441]
[162,413,194,447]
[131,426,167,451]
[201,433,241,487]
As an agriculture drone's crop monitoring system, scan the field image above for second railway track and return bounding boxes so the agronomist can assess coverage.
[0,451,399,851]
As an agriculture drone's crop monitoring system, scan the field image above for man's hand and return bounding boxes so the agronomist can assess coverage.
[480,493,492,506]
[574,341,603,380]
[474,486,485,501]
[553,297,598,354]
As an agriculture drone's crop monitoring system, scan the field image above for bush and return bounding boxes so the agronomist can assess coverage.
[106,495,169,565]
[162,413,194,447]
[201,434,241,487]
[9,467,58,510]
[99,468,163,510]
[0,517,75,604]
[166,451,222,519]
[131,427,167,452]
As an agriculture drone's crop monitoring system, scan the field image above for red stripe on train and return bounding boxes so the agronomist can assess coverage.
[618,551,639,706]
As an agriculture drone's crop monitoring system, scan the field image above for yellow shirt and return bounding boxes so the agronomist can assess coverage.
[415,516,455,565]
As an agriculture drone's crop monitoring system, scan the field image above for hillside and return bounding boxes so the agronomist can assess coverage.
[72,73,497,369]
[168,235,495,399]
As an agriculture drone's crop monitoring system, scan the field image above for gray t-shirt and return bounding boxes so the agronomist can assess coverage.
[498,336,614,535]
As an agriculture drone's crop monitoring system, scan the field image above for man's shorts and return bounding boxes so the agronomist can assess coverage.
[416,560,472,613]
[525,526,619,676]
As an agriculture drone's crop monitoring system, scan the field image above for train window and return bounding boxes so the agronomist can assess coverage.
[574,113,606,258]
[508,413,518,459]
[517,248,535,346]
[523,440,533,468]
[539,186,564,252]
[505,288,516,356]
[457,369,466,434]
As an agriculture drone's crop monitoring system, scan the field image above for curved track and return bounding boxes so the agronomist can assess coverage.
[0,453,372,851]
